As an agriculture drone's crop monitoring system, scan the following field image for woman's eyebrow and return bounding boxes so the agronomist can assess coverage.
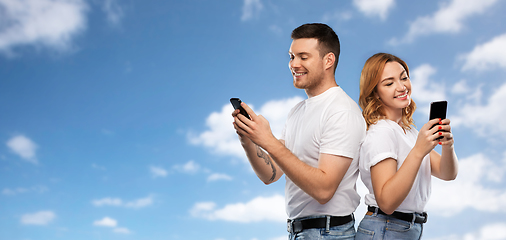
[380,76,394,83]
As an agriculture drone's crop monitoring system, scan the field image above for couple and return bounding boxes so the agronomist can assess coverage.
[232,23,458,240]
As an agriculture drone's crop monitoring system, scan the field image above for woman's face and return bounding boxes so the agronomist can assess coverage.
[375,61,412,119]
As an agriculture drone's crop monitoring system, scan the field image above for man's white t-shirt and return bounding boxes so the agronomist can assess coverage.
[280,86,366,219]
[359,119,431,213]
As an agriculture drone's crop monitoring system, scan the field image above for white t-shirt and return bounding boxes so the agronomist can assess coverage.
[359,119,431,213]
[280,87,366,219]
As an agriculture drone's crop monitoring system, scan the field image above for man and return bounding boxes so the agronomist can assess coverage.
[232,23,366,239]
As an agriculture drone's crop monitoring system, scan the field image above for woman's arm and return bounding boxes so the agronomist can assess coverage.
[370,118,441,214]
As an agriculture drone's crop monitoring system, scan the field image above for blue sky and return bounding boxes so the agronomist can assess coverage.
[1,0,506,239]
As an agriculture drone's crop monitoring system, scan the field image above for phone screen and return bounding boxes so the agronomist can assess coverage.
[230,98,251,120]
[429,101,447,120]
[429,101,447,140]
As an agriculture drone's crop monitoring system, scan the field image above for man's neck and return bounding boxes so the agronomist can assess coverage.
[305,77,338,98]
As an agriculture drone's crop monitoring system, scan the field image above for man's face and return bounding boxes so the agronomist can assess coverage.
[288,38,325,90]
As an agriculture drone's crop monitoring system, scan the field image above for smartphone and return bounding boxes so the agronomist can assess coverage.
[230,98,250,120]
[429,101,447,140]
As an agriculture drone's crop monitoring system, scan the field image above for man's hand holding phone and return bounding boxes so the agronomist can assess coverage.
[230,98,277,149]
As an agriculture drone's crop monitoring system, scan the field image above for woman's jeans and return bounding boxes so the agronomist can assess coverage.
[355,211,423,240]
[288,215,356,240]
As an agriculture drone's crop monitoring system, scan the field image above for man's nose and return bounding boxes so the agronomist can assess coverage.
[289,58,300,70]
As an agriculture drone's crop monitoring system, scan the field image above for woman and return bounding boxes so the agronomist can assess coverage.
[355,53,458,239]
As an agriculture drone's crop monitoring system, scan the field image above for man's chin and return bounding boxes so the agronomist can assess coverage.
[293,80,307,89]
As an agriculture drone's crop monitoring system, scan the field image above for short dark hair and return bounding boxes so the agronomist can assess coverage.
[291,23,340,72]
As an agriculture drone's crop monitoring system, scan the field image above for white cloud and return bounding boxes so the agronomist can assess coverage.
[92,195,153,209]
[0,0,88,55]
[450,79,483,105]
[101,0,124,26]
[149,165,168,178]
[113,227,132,234]
[173,160,201,174]
[451,79,472,94]
[410,64,446,116]
[241,0,263,21]
[92,197,123,207]
[353,0,395,21]
[390,0,499,44]
[93,217,132,234]
[461,33,506,71]
[93,216,117,227]
[20,211,56,225]
[322,11,353,23]
[466,222,506,240]
[190,194,286,223]
[188,103,249,159]
[427,152,506,216]
[269,25,283,36]
[207,173,233,182]
[257,97,304,139]
[124,195,153,208]
[188,96,303,161]
[6,135,38,164]
[2,185,48,196]
[428,222,506,240]
[269,237,288,240]
[451,82,506,137]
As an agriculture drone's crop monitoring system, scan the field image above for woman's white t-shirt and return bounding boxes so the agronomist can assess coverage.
[359,119,431,213]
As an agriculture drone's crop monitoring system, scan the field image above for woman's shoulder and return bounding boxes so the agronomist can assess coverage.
[368,119,397,132]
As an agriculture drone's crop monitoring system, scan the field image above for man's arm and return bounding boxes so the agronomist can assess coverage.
[239,135,284,184]
[233,102,352,204]
[267,140,353,204]
[233,108,283,184]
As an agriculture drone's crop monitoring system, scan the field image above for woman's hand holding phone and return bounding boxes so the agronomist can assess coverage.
[428,100,454,146]
[414,118,442,157]
[436,118,454,147]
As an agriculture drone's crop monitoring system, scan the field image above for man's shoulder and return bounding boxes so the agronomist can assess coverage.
[324,88,362,114]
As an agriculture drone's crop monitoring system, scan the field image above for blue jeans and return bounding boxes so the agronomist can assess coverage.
[355,211,423,240]
[288,215,356,240]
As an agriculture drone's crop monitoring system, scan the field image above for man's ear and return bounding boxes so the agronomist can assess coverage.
[324,52,335,71]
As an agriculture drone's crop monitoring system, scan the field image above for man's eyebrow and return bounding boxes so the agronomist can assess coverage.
[288,51,311,55]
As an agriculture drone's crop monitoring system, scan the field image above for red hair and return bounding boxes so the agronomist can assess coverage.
[359,53,416,130]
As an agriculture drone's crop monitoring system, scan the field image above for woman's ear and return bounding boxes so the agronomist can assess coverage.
[374,91,380,100]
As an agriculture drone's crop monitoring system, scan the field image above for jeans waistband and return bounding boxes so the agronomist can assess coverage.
[368,206,427,224]
[287,214,353,234]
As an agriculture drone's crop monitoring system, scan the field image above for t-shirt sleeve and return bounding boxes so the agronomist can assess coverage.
[280,122,286,141]
[360,125,398,172]
[319,111,366,159]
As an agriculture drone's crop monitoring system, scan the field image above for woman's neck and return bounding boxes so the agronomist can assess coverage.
[383,108,403,125]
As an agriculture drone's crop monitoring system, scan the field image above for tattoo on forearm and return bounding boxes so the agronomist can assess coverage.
[256,145,276,182]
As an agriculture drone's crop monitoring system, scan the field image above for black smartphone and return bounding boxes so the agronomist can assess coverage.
[429,101,447,140]
[230,98,250,120]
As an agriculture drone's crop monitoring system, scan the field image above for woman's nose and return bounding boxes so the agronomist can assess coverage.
[396,81,406,91]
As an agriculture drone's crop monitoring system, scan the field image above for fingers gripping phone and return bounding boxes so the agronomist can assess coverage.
[429,101,447,140]
[230,98,251,120]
